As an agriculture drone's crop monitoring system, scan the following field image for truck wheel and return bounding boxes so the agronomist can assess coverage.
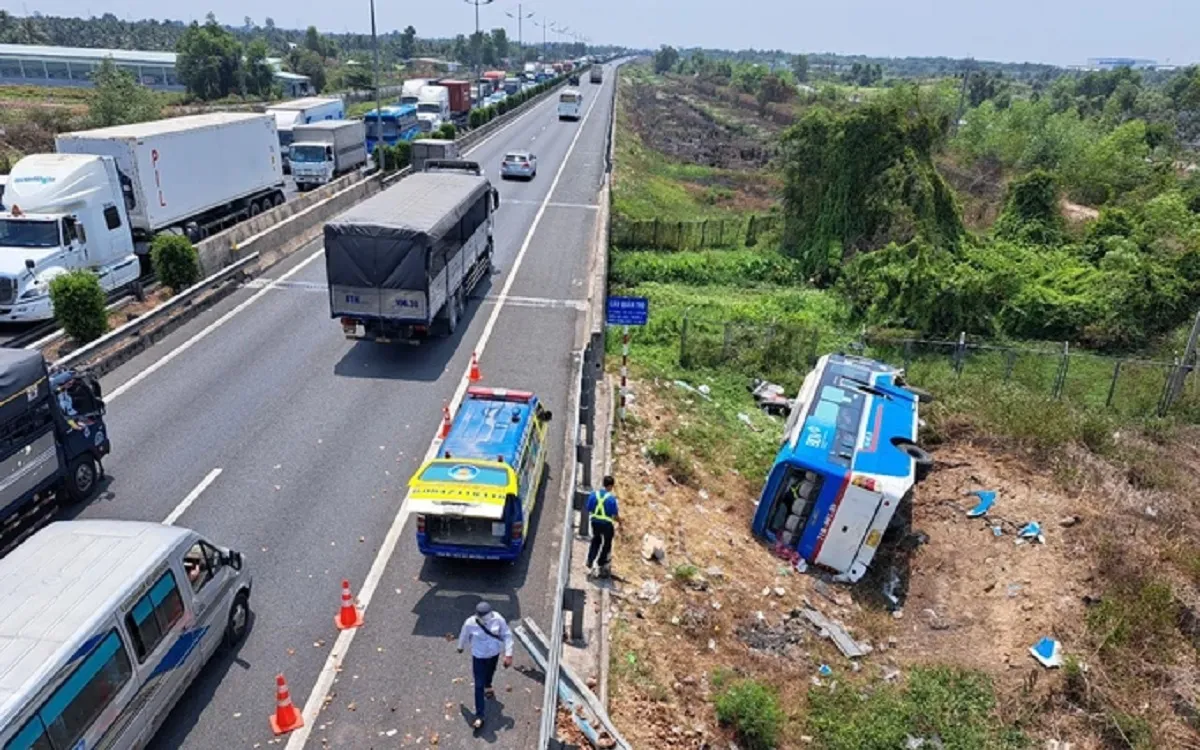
[249,201,261,217]
[64,454,98,505]
[273,193,286,208]
[445,289,461,335]
[224,591,250,648]
[894,440,934,482]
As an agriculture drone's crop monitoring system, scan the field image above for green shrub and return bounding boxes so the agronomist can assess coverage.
[437,122,457,140]
[714,679,783,750]
[468,109,484,128]
[49,270,108,344]
[150,233,201,293]
[485,105,496,121]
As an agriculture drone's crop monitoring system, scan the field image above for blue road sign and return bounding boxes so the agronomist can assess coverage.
[606,296,649,326]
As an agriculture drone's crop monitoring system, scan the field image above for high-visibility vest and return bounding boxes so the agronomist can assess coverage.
[589,490,615,522]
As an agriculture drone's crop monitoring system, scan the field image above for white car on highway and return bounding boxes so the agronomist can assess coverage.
[501,151,538,180]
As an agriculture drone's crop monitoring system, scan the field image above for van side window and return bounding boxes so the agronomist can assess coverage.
[38,630,132,749]
[124,570,185,662]
[103,206,121,230]
[183,542,218,593]
[3,717,52,750]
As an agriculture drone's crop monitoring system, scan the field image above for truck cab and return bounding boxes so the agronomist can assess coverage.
[0,154,140,322]
[416,85,450,133]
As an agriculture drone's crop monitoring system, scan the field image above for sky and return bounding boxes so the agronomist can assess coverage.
[5,0,1198,67]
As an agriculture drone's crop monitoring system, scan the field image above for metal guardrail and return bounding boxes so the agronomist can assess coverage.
[52,252,260,370]
[537,61,624,750]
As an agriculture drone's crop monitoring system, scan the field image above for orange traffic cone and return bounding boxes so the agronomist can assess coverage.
[269,673,304,735]
[439,402,452,439]
[335,579,364,630]
[468,352,481,383]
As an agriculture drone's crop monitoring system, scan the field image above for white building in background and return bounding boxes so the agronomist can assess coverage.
[0,43,312,95]
[1085,57,1159,71]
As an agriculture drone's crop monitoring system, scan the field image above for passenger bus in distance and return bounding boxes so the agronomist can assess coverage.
[557,89,583,121]
[751,353,933,583]
[363,103,422,153]
[410,387,552,561]
[0,520,251,750]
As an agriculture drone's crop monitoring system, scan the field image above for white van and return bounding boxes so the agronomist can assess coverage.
[558,89,583,121]
[0,521,252,750]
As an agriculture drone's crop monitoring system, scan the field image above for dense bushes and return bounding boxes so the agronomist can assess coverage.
[373,141,411,172]
[713,678,783,750]
[49,271,108,344]
[150,234,201,293]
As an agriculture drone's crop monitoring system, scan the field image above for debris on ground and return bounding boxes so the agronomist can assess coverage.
[640,534,666,563]
[1030,637,1063,668]
[1017,521,1045,545]
[966,489,997,517]
[749,378,793,416]
[800,607,871,659]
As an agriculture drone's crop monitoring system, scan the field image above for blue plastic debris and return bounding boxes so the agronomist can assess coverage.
[1030,637,1063,668]
[992,525,1004,537]
[966,490,997,518]
[818,664,833,677]
[1017,521,1045,544]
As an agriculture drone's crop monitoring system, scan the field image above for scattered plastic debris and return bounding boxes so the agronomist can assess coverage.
[1017,521,1045,545]
[992,525,1004,537]
[1030,637,1063,668]
[736,413,761,431]
[966,489,997,518]
[817,664,833,677]
[672,380,711,400]
[801,607,870,658]
[697,384,711,397]
[749,379,794,416]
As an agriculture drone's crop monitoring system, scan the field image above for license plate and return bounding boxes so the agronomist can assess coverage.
[492,522,506,537]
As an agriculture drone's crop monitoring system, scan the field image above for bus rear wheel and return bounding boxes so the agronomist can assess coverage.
[893,440,934,482]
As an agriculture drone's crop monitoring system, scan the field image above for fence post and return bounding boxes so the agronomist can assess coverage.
[719,220,726,246]
[953,332,966,377]
[902,339,912,372]
[1158,358,1179,417]
[653,218,660,248]
[1003,349,1017,382]
[722,322,732,362]
[746,215,758,247]
[679,311,689,368]
[1164,310,1200,413]
[677,221,684,251]
[701,220,708,248]
[1053,341,1070,400]
[1105,360,1122,409]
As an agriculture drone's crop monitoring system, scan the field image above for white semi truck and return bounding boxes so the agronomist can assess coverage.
[265,96,345,171]
[0,112,284,323]
[289,120,368,190]
[400,79,431,107]
[415,85,450,133]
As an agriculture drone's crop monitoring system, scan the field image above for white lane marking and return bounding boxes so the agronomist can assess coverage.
[481,294,587,311]
[106,89,558,402]
[106,251,326,403]
[163,468,222,525]
[284,79,605,750]
[501,200,599,210]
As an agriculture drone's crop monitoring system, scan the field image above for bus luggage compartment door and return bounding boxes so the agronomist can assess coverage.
[815,483,884,576]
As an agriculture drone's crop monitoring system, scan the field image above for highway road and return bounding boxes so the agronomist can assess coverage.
[69,67,616,749]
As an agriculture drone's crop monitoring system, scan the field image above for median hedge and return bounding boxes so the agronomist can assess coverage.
[150,234,200,294]
[49,270,108,344]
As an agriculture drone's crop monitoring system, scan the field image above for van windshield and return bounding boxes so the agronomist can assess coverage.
[0,218,59,248]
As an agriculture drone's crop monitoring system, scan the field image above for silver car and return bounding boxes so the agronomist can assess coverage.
[501,151,538,180]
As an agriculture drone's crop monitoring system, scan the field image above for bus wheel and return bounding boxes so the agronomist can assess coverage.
[906,385,934,404]
[225,591,250,648]
[65,454,98,505]
[894,440,934,481]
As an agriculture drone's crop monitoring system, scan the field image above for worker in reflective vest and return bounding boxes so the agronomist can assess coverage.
[586,475,619,576]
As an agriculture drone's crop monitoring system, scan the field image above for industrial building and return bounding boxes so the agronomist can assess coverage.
[0,43,313,96]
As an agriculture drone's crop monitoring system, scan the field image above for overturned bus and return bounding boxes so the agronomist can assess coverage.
[325,160,500,343]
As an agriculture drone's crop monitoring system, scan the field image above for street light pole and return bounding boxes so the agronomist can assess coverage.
[369,0,383,171]
[505,5,534,62]
[463,0,495,74]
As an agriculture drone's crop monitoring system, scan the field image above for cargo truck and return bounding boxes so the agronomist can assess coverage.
[410,139,459,173]
[325,160,499,342]
[0,113,284,322]
[400,79,431,107]
[0,348,110,530]
[265,96,345,171]
[590,66,603,83]
[436,79,472,125]
[289,120,368,190]
[416,85,451,133]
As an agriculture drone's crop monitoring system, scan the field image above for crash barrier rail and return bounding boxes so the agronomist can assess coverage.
[672,313,1200,419]
[539,63,622,750]
[611,212,782,251]
[39,73,579,373]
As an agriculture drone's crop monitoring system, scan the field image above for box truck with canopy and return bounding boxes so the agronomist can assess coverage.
[325,160,499,342]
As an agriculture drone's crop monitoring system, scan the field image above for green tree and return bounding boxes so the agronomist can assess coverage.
[994,169,1065,245]
[49,271,108,344]
[87,58,161,127]
[451,34,469,64]
[756,73,793,109]
[289,48,327,93]
[176,18,243,100]
[791,53,809,83]
[399,25,417,60]
[490,28,509,62]
[150,234,201,293]
[343,65,373,90]
[653,45,679,75]
[244,39,275,97]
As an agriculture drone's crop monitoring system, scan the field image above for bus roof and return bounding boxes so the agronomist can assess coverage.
[780,354,918,479]
[441,388,540,467]
[363,103,418,120]
[0,521,194,727]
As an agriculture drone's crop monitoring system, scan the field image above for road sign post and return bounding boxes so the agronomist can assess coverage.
[606,297,648,421]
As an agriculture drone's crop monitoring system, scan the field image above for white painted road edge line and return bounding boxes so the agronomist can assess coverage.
[104,89,558,404]
[106,251,326,403]
[284,80,606,750]
[162,468,223,526]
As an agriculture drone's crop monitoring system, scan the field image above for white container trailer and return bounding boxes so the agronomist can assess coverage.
[55,112,285,242]
[265,96,345,168]
[290,119,368,190]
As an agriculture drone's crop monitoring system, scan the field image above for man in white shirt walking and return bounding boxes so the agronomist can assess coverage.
[457,601,514,729]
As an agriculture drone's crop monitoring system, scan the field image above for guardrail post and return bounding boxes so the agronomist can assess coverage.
[575,488,591,538]
[564,587,586,644]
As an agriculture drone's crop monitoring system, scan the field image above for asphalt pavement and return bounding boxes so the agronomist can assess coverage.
[69,68,616,750]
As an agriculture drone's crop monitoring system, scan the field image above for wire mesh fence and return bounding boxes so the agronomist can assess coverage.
[674,314,1200,419]
[611,213,782,251]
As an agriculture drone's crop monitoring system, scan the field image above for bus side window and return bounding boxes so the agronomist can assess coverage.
[37,630,133,749]
[124,570,185,662]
